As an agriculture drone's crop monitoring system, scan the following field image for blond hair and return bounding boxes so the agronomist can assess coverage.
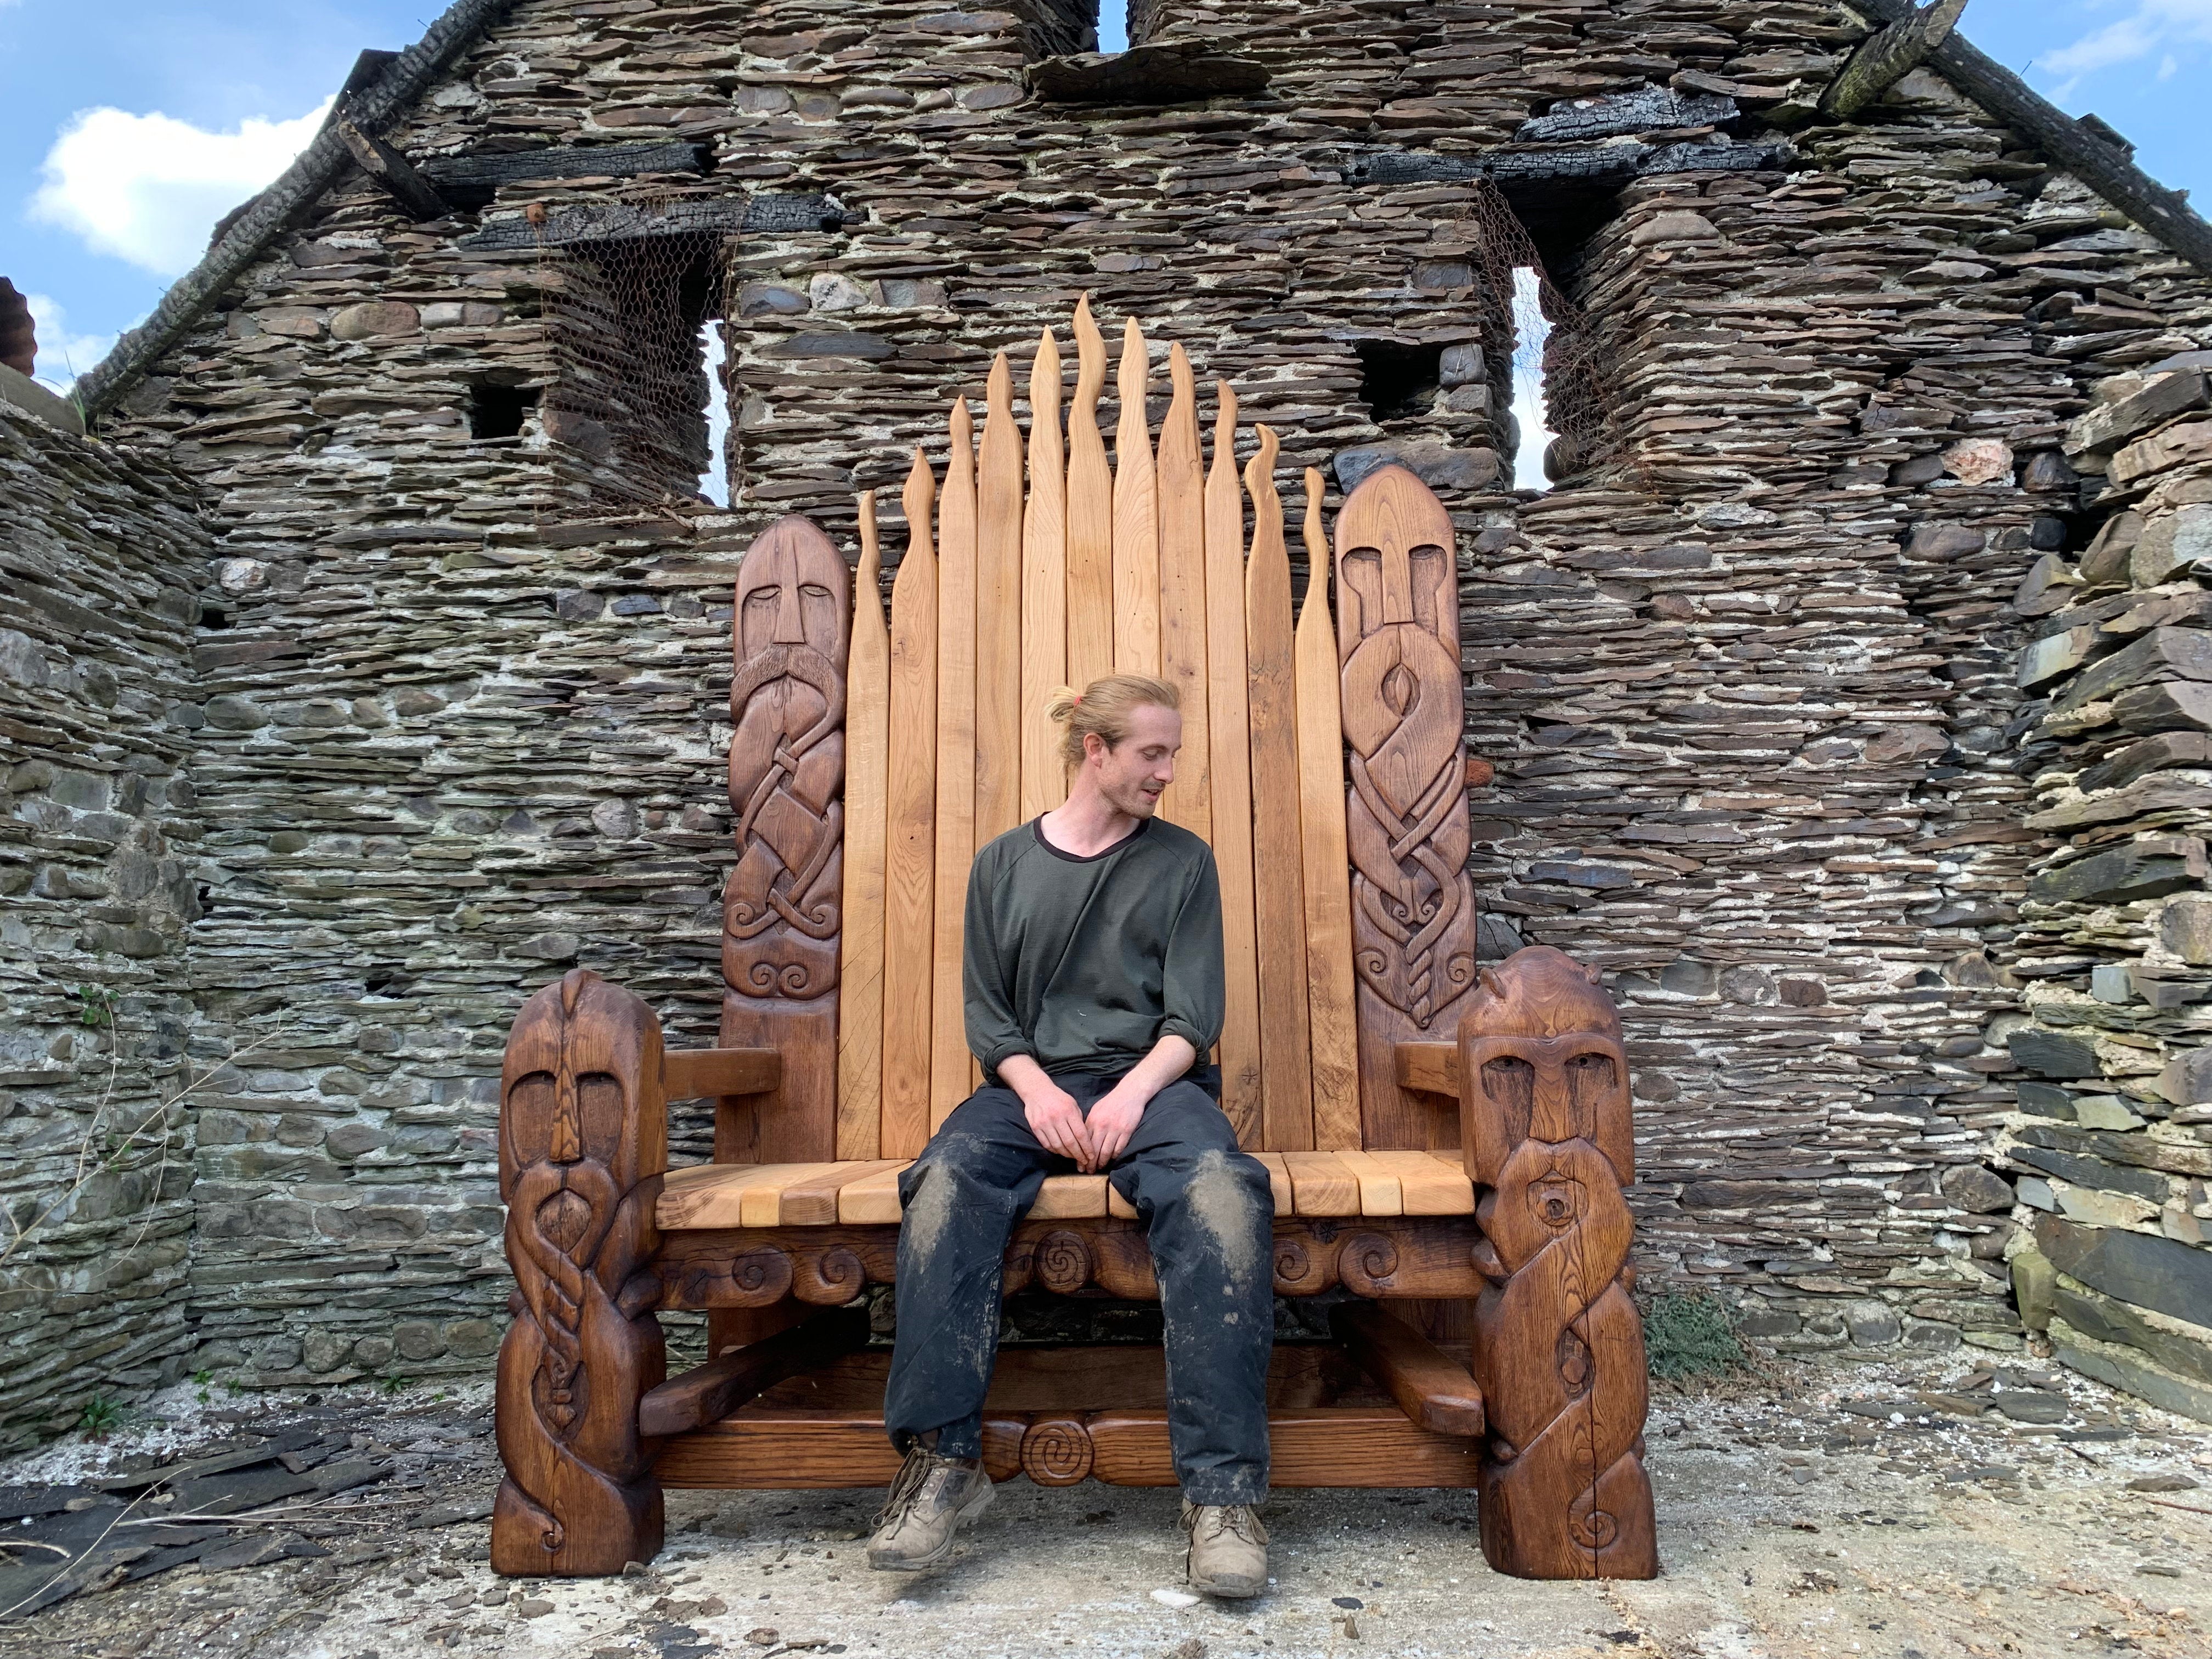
[1045,674,1180,769]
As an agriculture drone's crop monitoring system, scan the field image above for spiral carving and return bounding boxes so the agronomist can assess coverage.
[1271,1233,1335,1296]
[726,1248,795,1307]
[1336,1231,1401,1296]
[794,1245,867,1305]
[1034,1229,1093,1295]
[1019,1418,1095,1486]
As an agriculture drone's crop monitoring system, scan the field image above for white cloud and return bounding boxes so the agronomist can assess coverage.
[22,293,119,394]
[2036,0,2212,94]
[29,99,333,279]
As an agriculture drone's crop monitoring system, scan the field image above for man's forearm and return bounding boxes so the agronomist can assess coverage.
[995,1052,1057,1106]
[1113,1034,1197,1109]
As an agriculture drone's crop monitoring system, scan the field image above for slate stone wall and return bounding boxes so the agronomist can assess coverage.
[61,0,2212,1406]
[1,403,212,1449]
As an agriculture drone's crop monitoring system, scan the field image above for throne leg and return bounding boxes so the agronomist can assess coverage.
[1458,946,1658,1580]
[492,969,669,1577]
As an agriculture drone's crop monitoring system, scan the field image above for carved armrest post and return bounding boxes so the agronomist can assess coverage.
[493,968,669,1577]
[1457,946,1656,1581]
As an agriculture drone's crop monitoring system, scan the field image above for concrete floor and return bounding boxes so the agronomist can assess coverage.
[7,1351,2209,1659]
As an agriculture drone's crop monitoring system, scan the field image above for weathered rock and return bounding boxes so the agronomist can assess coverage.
[2036,1216,2212,1328]
[1942,1165,2015,1214]
[2025,837,2208,906]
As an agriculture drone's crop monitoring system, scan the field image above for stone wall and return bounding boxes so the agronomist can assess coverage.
[65,0,2212,1400]
[0,402,211,1449]
[1998,354,2212,1422]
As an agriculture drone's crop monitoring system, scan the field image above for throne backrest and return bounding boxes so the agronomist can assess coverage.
[719,300,1479,1164]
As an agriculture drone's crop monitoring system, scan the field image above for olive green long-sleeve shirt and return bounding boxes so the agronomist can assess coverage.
[962,816,1226,1083]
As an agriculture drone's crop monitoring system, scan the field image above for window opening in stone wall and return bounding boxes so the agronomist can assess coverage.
[545,229,727,507]
[1508,268,1557,493]
[1099,0,1130,50]
[469,379,538,442]
[699,321,731,507]
[1357,340,1446,424]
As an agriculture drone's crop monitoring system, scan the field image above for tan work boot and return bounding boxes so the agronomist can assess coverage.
[866,1444,995,1570]
[1182,1500,1268,1598]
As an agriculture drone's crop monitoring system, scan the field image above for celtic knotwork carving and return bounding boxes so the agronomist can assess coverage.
[794,1244,867,1305]
[1019,1418,1096,1486]
[1335,465,1476,1038]
[723,516,850,1002]
[1458,946,1655,1581]
[1336,1231,1401,1296]
[494,969,667,1576]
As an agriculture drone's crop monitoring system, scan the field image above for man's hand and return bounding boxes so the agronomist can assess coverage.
[999,1055,1091,1165]
[1082,1083,1147,1171]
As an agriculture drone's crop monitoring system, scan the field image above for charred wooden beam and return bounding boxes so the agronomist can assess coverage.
[1345,138,1792,189]
[337,119,452,221]
[456,193,848,252]
[1852,0,2212,276]
[1515,88,1739,143]
[637,1307,867,1438]
[419,140,715,208]
[1820,0,1967,121]
[1030,41,1269,104]
[1329,1302,1486,1437]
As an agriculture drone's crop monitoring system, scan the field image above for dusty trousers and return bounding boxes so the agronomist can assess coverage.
[882,1068,1276,1504]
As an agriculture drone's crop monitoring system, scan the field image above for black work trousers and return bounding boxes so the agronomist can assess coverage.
[882,1068,1276,1504]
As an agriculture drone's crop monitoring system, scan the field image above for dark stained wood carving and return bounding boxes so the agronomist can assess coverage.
[652,1215,1487,1308]
[637,1307,867,1438]
[1457,946,1656,1581]
[493,969,669,1577]
[720,515,849,1166]
[1335,464,1479,1151]
[1329,1301,1486,1437]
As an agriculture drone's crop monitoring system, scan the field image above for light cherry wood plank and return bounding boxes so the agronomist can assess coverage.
[1244,426,1315,1153]
[975,352,1024,849]
[1282,1150,1358,1217]
[838,1161,911,1223]
[882,453,939,1160]
[1020,326,1069,822]
[1251,1150,1293,1216]
[1365,1149,1475,1215]
[1392,1041,1458,1097]
[776,1159,907,1226]
[1107,1183,1138,1221]
[1065,295,1114,690]
[1155,343,1211,840]
[932,398,980,1125]
[1031,1174,1110,1220]
[1203,383,1262,1146]
[659,1162,840,1230]
[1111,316,1161,676]
[1333,1149,1406,1217]
[1295,467,1362,1150]
[837,494,890,1160]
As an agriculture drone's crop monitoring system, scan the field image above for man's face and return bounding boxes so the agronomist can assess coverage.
[1087,703,1181,819]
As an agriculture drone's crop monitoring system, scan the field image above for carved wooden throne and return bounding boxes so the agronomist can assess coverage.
[493,301,1657,1583]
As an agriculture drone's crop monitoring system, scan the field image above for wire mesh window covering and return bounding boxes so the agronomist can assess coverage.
[541,212,730,507]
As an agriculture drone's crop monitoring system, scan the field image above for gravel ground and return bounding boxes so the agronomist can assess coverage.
[4,1352,2208,1659]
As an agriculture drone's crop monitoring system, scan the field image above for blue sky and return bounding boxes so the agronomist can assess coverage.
[3,1,2207,390]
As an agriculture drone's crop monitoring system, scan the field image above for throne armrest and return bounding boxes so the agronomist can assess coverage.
[662,1047,782,1102]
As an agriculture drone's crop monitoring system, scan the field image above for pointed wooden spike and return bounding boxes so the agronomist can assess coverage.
[1022,327,1070,822]
[1295,466,1359,1149]
[932,398,980,1123]
[883,450,939,1158]
[975,353,1025,849]
[839,491,890,1159]
[1066,296,1114,689]
[1156,341,1210,840]
[1204,379,1261,1145]
[1243,424,1314,1153]
[1112,317,1160,675]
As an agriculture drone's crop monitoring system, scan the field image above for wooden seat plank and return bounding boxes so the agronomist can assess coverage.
[1282,1150,1358,1217]
[1203,383,1263,1144]
[1251,1150,1293,1215]
[1367,1149,1475,1215]
[932,398,979,1125]
[1064,295,1114,689]
[1111,316,1160,675]
[975,352,1025,849]
[1020,327,1069,822]
[774,1159,909,1227]
[882,453,940,1160]
[1107,1183,1138,1221]
[837,493,891,1160]
[657,1163,820,1230]
[1155,343,1211,839]
[1294,467,1361,1149]
[1333,1150,1405,1218]
[838,1162,910,1224]
[1031,1174,1110,1220]
[1244,426,1315,1153]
